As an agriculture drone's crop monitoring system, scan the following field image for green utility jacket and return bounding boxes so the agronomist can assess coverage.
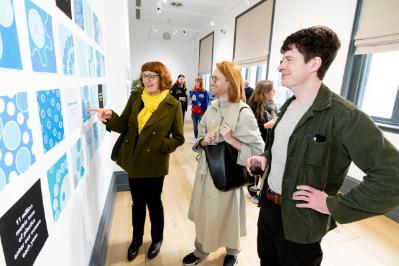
[263,84,399,244]
[105,89,184,178]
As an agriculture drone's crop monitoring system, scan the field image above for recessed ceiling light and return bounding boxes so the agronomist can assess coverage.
[153,28,158,33]
[210,21,214,27]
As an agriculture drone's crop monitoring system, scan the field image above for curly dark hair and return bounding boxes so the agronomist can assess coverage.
[140,61,172,90]
[281,26,341,80]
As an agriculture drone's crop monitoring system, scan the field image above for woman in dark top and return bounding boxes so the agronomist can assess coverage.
[170,74,188,123]
[247,80,278,203]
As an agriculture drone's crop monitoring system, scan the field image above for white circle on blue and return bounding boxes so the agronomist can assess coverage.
[0,168,6,192]
[3,120,21,151]
[7,101,15,116]
[23,132,30,144]
[40,94,45,103]
[0,0,14,27]
[52,198,59,211]
[28,8,45,48]
[4,152,13,166]
[54,183,59,197]
[46,120,51,129]
[16,147,32,174]
[16,93,29,112]
[17,112,24,124]
[40,109,45,118]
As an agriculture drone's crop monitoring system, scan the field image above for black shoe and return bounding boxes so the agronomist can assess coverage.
[223,254,237,266]
[127,239,142,261]
[182,252,206,266]
[147,240,162,259]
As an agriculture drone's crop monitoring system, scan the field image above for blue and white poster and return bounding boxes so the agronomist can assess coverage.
[73,0,84,30]
[62,88,82,134]
[58,24,75,75]
[83,0,94,40]
[93,12,103,46]
[36,89,65,153]
[0,0,22,70]
[47,154,71,222]
[92,122,99,150]
[0,92,36,192]
[87,45,95,77]
[25,0,57,73]
[89,85,98,109]
[81,86,90,122]
[76,37,87,76]
[85,127,94,161]
[70,138,85,188]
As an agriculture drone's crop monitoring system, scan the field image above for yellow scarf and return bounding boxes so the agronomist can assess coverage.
[137,89,169,134]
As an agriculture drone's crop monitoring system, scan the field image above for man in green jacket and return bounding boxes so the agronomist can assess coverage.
[247,26,399,266]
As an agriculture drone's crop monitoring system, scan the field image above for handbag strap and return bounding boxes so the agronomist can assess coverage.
[218,104,248,128]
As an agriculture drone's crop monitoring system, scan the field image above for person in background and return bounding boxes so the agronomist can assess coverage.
[183,61,264,266]
[246,80,278,204]
[170,74,188,123]
[247,26,399,266]
[90,61,184,262]
[244,80,254,102]
[190,77,209,140]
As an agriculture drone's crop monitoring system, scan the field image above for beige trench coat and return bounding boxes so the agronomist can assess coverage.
[188,100,265,252]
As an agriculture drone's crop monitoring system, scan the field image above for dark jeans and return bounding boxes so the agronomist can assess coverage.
[191,113,203,138]
[257,195,323,266]
[128,176,165,242]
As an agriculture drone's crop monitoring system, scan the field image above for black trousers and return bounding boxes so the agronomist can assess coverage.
[257,196,323,266]
[128,176,165,242]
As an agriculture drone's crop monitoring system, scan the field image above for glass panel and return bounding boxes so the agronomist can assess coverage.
[240,67,247,80]
[257,64,267,82]
[361,51,399,118]
[248,65,257,88]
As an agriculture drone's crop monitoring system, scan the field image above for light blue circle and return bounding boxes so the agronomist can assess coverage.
[58,121,62,128]
[0,117,3,141]
[51,98,55,106]
[52,128,57,136]
[47,108,51,117]
[46,120,51,129]
[0,168,6,192]
[16,93,28,112]
[40,109,45,118]
[4,121,21,151]
[15,147,32,174]
[0,149,2,161]
[40,94,45,103]
[56,103,60,111]
[49,139,53,147]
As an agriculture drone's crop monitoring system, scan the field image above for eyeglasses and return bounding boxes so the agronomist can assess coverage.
[141,74,159,81]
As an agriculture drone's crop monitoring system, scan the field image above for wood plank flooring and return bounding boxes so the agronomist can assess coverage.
[105,120,399,266]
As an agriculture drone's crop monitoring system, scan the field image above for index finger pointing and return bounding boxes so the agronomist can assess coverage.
[89,108,100,112]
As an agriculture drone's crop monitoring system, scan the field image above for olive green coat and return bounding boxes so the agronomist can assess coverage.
[105,89,185,178]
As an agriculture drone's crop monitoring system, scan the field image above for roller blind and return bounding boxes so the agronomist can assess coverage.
[198,33,214,74]
[234,0,273,67]
[354,0,399,54]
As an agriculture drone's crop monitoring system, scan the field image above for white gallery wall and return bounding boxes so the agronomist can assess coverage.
[0,0,130,265]
[129,19,199,92]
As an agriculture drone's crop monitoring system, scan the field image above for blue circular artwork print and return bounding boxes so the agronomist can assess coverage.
[3,120,21,151]
[15,147,32,174]
[36,89,64,153]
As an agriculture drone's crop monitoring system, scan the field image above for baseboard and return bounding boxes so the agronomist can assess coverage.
[341,176,399,223]
[88,173,118,266]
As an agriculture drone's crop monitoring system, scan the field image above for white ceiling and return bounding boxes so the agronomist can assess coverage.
[136,0,243,42]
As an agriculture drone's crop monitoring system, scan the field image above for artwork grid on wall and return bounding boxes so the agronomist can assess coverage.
[58,23,76,75]
[69,138,85,188]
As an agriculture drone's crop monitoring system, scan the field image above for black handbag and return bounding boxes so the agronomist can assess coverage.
[111,133,125,162]
[204,141,251,191]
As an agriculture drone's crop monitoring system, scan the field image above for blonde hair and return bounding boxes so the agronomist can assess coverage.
[194,77,205,92]
[215,61,244,102]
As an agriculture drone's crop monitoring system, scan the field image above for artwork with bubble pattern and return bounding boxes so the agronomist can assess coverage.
[85,127,95,161]
[0,0,22,70]
[0,92,36,192]
[70,138,85,188]
[47,153,71,221]
[83,0,94,40]
[25,0,57,73]
[36,89,65,153]
[73,0,84,30]
[58,23,75,75]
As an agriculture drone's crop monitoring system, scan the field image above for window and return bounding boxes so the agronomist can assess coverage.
[242,64,267,89]
[342,0,399,131]
[247,65,257,88]
[240,67,247,80]
[201,73,211,92]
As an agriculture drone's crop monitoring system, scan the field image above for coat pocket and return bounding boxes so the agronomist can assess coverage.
[306,140,330,166]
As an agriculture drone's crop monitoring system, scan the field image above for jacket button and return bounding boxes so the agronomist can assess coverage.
[146,149,150,152]
[125,139,129,143]
[152,131,156,135]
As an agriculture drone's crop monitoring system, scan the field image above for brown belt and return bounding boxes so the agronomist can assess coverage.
[266,187,281,205]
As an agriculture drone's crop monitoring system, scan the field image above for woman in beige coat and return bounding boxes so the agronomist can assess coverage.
[183,61,265,266]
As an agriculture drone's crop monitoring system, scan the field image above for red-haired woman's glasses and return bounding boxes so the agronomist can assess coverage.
[141,74,159,81]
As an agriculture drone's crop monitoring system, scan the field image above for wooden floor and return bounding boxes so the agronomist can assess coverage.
[105,120,399,266]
